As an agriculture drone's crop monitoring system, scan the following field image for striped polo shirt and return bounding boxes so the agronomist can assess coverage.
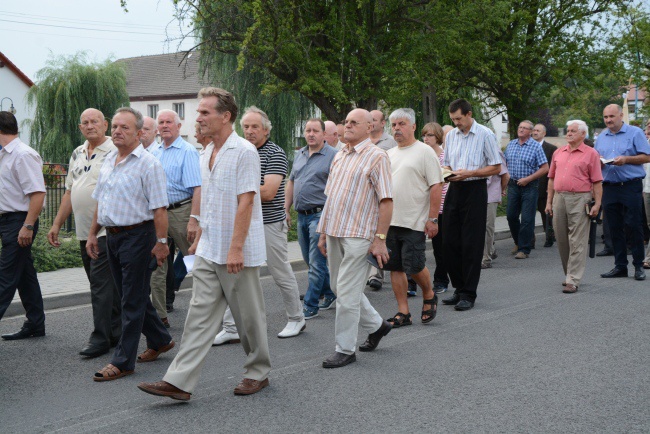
[257,140,288,224]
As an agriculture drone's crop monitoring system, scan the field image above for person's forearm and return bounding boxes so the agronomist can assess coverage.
[284,180,294,211]
[88,205,101,237]
[592,182,603,206]
[190,186,201,216]
[153,207,169,240]
[501,172,510,190]
[471,164,501,178]
[231,192,254,249]
[25,192,45,225]
[428,184,442,218]
[528,163,549,181]
[52,191,73,228]
[376,198,393,235]
[623,154,650,165]
[546,179,555,206]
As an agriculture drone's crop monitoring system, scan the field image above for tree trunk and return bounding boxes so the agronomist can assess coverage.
[422,86,437,123]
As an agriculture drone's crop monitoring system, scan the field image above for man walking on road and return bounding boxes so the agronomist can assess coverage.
[317,108,394,368]
[0,112,46,340]
[505,120,549,259]
[47,108,121,357]
[138,87,271,399]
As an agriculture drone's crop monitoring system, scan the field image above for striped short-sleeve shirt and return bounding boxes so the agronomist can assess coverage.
[257,140,288,224]
[317,138,392,241]
[444,120,502,181]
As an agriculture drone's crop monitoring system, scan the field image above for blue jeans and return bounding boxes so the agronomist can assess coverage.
[506,179,539,254]
[298,212,335,311]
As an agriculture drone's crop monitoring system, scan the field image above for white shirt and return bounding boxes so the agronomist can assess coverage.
[196,132,266,267]
[92,145,168,226]
[444,120,502,181]
[0,138,46,213]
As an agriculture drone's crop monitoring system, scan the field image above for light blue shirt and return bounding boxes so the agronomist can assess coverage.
[444,120,502,181]
[595,123,650,183]
[150,136,201,203]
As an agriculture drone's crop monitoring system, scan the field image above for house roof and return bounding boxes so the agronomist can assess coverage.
[116,52,210,100]
[0,52,34,87]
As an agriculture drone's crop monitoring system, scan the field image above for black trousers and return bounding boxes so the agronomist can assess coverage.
[80,237,122,348]
[0,212,45,327]
[603,180,645,269]
[106,221,172,371]
[442,180,488,302]
[430,212,449,286]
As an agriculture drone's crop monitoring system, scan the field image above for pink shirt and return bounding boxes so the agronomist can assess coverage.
[548,143,603,192]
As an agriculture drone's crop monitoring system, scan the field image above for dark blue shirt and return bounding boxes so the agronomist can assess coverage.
[595,123,650,183]
[289,143,337,211]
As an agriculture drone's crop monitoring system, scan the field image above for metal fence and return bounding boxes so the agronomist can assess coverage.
[42,163,74,232]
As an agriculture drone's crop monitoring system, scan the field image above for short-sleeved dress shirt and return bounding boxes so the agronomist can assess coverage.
[150,136,201,203]
[504,137,548,180]
[0,138,46,213]
[289,143,337,211]
[548,143,603,192]
[444,120,501,181]
[595,123,650,183]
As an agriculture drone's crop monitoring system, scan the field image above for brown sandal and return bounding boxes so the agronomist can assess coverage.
[93,364,134,382]
[137,340,175,363]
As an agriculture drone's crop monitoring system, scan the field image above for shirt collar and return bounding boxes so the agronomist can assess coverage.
[1,137,21,153]
[605,123,629,136]
[344,138,372,154]
[562,142,587,153]
[161,136,185,149]
[302,143,328,155]
[83,136,113,153]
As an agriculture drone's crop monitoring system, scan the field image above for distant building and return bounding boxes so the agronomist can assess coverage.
[116,52,211,147]
[0,51,34,142]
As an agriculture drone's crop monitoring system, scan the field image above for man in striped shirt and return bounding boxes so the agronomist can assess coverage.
[442,99,502,311]
[317,108,394,368]
[214,106,305,343]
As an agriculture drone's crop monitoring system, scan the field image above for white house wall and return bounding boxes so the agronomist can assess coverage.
[130,98,201,148]
[0,67,33,145]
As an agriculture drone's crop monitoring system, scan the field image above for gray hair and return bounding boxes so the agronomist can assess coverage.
[241,106,272,132]
[520,120,534,129]
[534,123,546,133]
[115,107,144,130]
[389,108,416,125]
[567,119,588,137]
[157,109,181,125]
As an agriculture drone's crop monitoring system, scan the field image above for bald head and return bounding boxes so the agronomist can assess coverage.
[603,104,624,133]
[370,110,386,135]
[323,120,338,147]
[78,108,108,145]
[442,125,453,144]
[141,116,158,148]
[344,108,373,146]
[532,123,546,142]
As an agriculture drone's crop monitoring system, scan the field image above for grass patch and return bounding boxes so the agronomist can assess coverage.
[287,208,298,242]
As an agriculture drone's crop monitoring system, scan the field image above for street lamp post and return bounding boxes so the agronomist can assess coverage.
[0,97,16,114]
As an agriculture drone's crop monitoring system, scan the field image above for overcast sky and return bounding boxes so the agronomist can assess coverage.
[1,0,195,81]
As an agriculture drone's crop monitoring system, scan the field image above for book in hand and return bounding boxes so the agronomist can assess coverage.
[600,157,615,165]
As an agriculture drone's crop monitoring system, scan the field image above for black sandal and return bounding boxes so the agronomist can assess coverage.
[386,312,412,328]
[422,295,438,324]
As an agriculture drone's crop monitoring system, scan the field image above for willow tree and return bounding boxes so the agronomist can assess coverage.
[26,53,129,163]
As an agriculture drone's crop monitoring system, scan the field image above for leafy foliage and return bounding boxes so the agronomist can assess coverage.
[0,231,83,273]
[26,52,130,163]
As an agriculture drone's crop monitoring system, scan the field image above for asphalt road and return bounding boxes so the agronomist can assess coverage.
[1,235,649,433]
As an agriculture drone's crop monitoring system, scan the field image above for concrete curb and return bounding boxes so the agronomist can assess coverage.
[5,226,539,318]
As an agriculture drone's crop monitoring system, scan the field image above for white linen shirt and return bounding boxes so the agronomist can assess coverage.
[444,120,502,181]
[196,131,266,267]
[92,145,168,226]
[0,138,46,213]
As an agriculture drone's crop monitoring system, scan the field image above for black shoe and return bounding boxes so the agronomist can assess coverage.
[166,304,174,313]
[544,238,554,247]
[596,248,613,257]
[442,293,460,305]
[110,337,120,348]
[454,300,474,311]
[79,344,110,358]
[635,267,646,281]
[600,267,628,278]
[359,320,392,352]
[299,294,304,301]
[407,279,417,297]
[322,351,356,368]
[367,279,382,291]
[1,323,45,340]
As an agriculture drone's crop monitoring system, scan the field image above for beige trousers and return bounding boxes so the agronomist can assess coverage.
[483,202,498,265]
[150,202,192,319]
[327,236,383,355]
[552,192,592,286]
[163,256,271,393]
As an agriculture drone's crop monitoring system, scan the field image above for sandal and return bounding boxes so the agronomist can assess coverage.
[421,295,438,324]
[93,364,134,382]
[386,312,412,328]
[643,262,650,270]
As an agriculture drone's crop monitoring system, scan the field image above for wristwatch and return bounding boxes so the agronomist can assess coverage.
[375,233,386,240]
[156,238,168,244]
[190,214,201,222]
[427,218,439,224]
[23,224,34,230]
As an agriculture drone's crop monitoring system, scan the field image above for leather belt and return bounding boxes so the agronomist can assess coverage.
[602,178,642,186]
[105,220,151,234]
[167,199,191,210]
[297,206,324,215]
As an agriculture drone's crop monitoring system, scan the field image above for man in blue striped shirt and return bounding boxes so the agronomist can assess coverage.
[504,121,549,259]
[442,99,501,311]
[149,110,202,326]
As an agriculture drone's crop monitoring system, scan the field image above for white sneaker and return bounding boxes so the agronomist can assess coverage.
[212,329,241,346]
[277,319,306,339]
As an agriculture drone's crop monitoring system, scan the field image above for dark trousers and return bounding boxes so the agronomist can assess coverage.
[430,212,449,286]
[603,180,645,268]
[507,179,539,254]
[442,180,487,302]
[537,193,554,240]
[80,237,122,348]
[0,213,45,327]
[106,221,172,371]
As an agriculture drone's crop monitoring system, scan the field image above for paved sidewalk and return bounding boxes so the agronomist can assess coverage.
[6,214,542,317]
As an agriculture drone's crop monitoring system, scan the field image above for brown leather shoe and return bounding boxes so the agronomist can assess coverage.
[138,381,191,401]
[562,284,578,294]
[137,340,175,363]
[233,378,269,395]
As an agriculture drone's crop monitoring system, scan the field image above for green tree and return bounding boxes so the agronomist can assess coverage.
[26,52,129,163]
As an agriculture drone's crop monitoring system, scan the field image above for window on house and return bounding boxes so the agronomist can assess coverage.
[148,104,159,119]
[173,103,185,120]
